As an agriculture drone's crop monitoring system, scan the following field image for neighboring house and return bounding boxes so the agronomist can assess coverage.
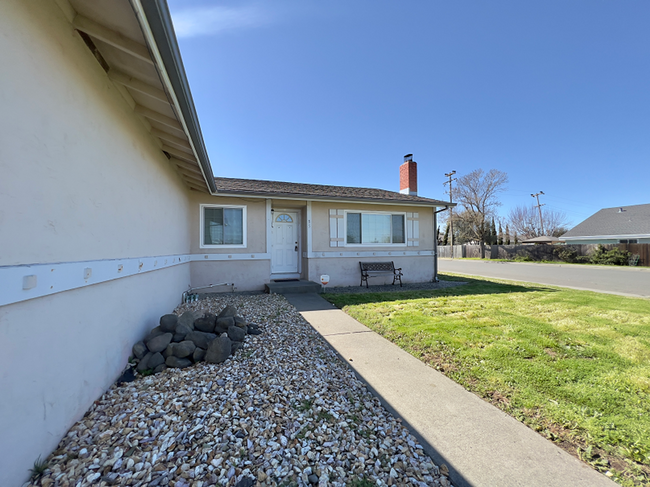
[0,0,450,484]
[560,204,650,244]
[520,236,562,245]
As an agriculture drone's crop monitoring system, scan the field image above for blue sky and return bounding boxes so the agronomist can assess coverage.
[168,0,649,227]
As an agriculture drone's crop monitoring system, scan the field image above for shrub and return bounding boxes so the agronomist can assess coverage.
[590,245,631,266]
[514,253,534,262]
[554,246,579,263]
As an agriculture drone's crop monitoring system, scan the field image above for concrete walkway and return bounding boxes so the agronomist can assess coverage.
[285,293,618,487]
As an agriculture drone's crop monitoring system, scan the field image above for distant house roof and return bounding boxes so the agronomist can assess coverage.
[561,204,650,240]
[214,177,452,207]
[521,236,562,244]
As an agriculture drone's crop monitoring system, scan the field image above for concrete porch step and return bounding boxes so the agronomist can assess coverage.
[265,280,322,295]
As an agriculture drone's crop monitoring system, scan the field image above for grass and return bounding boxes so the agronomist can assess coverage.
[323,274,650,486]
[29,456,48,480]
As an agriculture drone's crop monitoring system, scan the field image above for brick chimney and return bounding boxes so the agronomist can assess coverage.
[400,154,417,195]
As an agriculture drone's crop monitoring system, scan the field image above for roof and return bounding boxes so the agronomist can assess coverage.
[521,236,562,244]
[214,177,452,206]
[561,204,650,240]
[64,0,215,193]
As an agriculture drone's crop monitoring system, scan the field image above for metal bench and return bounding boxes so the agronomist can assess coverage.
[359,261,403,288]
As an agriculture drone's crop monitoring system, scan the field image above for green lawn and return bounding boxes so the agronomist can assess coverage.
[323,274,650,486]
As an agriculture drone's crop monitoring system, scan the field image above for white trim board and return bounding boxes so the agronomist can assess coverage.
[0,254,191,307]
[304,250,435,258]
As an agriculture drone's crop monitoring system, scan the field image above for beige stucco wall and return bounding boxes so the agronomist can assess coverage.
[0,1,194,485]
[190,260,271,292]
[0,266,190,487]
[310,202,435,252]
[0,0,192,267]
[310,255,437,288]
[188,194,268,255]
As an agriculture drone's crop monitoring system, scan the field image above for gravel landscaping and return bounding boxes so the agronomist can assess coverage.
[27,293,452,487]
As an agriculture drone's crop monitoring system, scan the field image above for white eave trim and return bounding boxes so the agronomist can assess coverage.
[213,192,447,208]
[130,0,213,193]
[561,233,650,241]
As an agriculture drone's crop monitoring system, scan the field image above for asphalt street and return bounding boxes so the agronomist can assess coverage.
[439,258,650,298]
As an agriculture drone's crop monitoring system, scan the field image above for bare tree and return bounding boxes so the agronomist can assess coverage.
[453,169,508,257]
[507,205,570,239]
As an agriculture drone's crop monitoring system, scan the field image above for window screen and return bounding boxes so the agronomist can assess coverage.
[203,207,243,245]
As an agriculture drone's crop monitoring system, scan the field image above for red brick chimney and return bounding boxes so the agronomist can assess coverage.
[400,154,417,195]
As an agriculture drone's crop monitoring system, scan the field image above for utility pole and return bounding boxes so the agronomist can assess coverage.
[531,191,545,236]
[444,170,457,258]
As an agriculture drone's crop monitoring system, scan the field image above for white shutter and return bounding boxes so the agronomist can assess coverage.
[407,212,419,247]
[329,209,344,247]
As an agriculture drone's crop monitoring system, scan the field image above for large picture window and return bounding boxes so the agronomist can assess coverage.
[201,205,246,248]
[346,212,406,245]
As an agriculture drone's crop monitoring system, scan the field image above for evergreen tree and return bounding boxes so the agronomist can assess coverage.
[443,222,450,245]
[514,232,519,245]
[505,224,511,245]
[498,222,504,245]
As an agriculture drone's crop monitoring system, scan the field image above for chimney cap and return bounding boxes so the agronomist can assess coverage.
[404,154,413,162]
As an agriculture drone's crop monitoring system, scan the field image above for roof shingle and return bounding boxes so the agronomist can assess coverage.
[214,177,451,206]
[562,204,650,238]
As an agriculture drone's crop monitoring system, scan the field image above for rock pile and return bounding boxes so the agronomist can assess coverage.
[132,305,261,374]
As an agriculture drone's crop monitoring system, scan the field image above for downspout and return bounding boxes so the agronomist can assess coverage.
[433,206,450,282]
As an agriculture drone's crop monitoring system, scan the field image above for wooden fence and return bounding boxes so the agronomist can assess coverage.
[437,243,649,267]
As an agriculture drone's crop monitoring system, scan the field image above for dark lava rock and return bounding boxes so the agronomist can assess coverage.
[159,314,178,333]
[165,356,192,368]
[173,340,196,358]
[193,347,206,362]
[132,341,148,359]
[186,331,216,350]
[146,326,165,342]
[137,351,153,372]
[146,333,173,353]
[148,352,165,369]
[227,325,246,342]
[217,305,238,318]
[194,317,216,333]
[205,335,231,364]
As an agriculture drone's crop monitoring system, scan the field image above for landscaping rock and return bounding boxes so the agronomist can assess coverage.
[185,331,216,350]
[148,352,165,370]
[172,332,186,343]
[174,321,192,340]
[146,333,173,353]
[193,347,206,362]
[231,341,243,354]
[163,344,174,358]
[159,314,178,333]
[217,305,238,318]
[132,341,148,360]
[227,325,246,342]
[205,335,231,364]
[194,316,215,333]
[234,316,247,326]
[136,351,153,372]
[215,316,235,332]
[146,326,165,342]
[248,325,262,335]
[177,311,196,330]
[165,356,192,368]
[173,340,196,358]
[153,364,167,374]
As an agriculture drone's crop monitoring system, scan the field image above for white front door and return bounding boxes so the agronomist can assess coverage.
[271,211,299,275]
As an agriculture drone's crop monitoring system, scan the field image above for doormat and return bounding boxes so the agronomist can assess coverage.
[273,279,299,282]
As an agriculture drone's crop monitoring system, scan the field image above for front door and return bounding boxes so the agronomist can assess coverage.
[271,211,299,275]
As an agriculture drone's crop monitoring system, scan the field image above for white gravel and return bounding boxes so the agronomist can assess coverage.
[27,294,452,487]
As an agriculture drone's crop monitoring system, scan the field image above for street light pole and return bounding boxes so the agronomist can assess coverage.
[531,191,545,236]
[444,171,457,258]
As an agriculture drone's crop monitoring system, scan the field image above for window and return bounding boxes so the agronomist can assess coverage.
[619,239,638,244]
[201,205,246,247]
[346,212,406,245]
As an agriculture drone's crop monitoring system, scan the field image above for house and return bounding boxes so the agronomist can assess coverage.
[0,0,449,484]
[560,204,650,244]
[520,236,562,245]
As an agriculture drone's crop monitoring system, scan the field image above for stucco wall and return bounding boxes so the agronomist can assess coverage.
[311,256,436,288]
[190,260,271,292]
[0,266,189,487]
[188,194,268,255]
[310,202,435,252]
[0,0,192,266]
[0,1,193,485]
